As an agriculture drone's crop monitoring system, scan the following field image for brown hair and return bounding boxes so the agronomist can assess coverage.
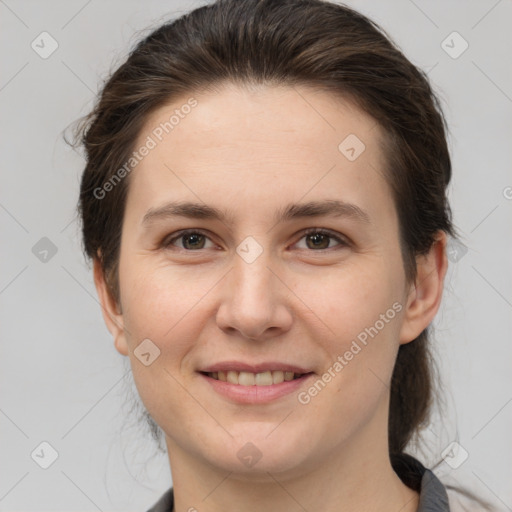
[71,0,490,506]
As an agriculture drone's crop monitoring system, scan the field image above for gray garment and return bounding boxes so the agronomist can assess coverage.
[391,453,451,511]
[146,453,450,512]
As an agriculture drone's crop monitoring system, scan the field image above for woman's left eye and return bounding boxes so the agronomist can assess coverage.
[162,228,347,251]
[294,229,347,250]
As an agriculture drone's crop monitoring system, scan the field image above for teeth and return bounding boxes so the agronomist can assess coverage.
[255,371,272,386]
[272,371,284,384]
[239,371,255,386]
[209,370,303,386]
[225,371,237,384]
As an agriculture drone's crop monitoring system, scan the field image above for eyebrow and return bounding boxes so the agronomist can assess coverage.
[142,199,372,226]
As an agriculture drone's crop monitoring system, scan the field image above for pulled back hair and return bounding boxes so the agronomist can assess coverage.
[72,0,491,507]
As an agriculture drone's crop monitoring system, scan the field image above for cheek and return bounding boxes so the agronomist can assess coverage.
[296,271,402,441]
[119,265,210,428]
[294,260,403,348]
[118,262,214,403]
[120,260,217,346]
[293,262,403,405]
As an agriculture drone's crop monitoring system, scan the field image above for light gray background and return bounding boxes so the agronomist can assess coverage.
[1,0,511,510]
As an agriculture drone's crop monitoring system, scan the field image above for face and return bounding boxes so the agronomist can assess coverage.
[99,83,432,478]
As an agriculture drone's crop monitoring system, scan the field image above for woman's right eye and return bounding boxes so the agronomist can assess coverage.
[163,230,216,251]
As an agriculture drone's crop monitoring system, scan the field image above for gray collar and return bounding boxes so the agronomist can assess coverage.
[391,453,450,511]
[417,468,451,511]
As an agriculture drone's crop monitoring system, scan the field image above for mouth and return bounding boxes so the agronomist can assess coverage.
[198,364,315,404]
[200,370,310,386]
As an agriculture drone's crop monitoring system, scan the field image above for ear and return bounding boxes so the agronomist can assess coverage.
[399,231,449,344]
[93,256,129,356]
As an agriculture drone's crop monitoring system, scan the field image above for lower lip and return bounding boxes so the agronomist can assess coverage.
[199,372,315,404]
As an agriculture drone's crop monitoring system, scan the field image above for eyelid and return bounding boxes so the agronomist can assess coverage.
[162,227,349,251]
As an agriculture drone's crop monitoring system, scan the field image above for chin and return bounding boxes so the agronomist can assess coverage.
[201,431,313,478]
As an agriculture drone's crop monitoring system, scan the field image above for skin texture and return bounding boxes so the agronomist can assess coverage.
[94,83,448,512]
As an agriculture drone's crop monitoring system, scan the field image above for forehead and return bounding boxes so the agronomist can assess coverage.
[126,83,394,228]
[140,83,379,155]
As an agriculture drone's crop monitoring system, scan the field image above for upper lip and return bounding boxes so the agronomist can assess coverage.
[199,361,313,374]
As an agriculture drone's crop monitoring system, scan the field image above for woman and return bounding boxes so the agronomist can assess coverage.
[74,0,490,510]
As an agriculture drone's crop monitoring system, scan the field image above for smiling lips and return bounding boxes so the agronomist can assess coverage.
[206,370,301,386]
[199,363,315,404]
[199,362,313,387]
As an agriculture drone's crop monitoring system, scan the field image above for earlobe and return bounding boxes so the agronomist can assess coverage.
[399,231,449,344]
[93,257,129,356]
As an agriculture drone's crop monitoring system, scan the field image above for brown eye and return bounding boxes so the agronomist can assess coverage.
[164,230,214,250]
[180,233,206,250]
[295,229,347,251]
[305,232,330,250]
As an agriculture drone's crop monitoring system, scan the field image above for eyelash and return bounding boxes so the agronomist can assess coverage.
[162,228,348,252]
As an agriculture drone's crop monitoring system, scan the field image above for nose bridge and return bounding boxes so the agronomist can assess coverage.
[231,245,276,312]
[215,241,292,339]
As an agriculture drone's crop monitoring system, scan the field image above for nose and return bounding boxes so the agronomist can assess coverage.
[215,250,293,341]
